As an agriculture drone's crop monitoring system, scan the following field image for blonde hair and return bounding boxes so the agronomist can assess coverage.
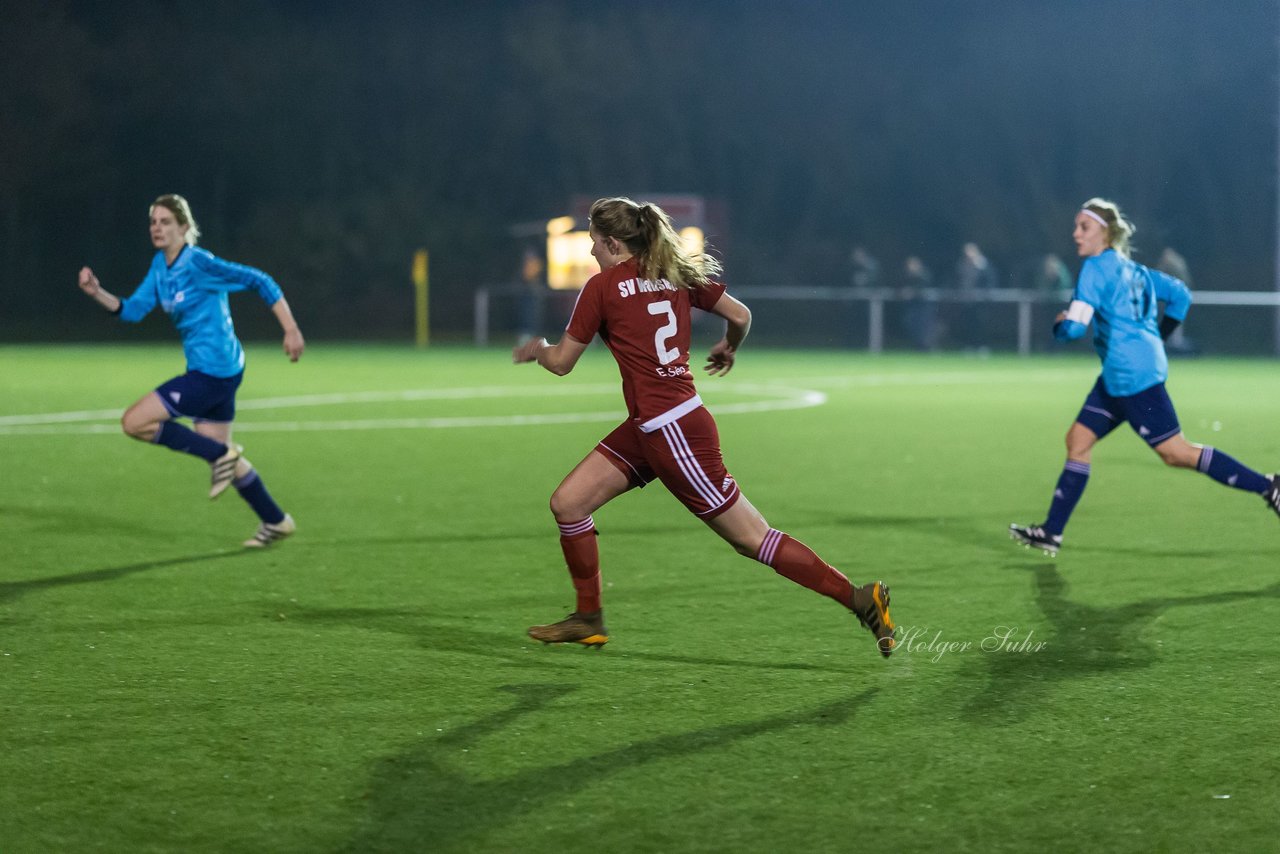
[1081,197,1135,258]
[151,194,201,246]
[589,197,721,289]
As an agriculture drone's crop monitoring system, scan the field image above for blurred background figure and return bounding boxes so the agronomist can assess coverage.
[956,242,998,291]
[899,255,940,351]
[955,241,998,351]
[846,245,882,346]
[1156,247,1196,355]
[849,245,882,289]
[516,243,547,345]
[1031,253,1072,294]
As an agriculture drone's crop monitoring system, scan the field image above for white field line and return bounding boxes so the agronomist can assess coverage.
[0,368,1086,436]
[790,368,1089,389]
[0,384,826,436]
[0,384,624,426]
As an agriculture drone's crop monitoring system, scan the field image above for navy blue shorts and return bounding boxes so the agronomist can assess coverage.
[1075,377,1181,447]
[155,370,244,423]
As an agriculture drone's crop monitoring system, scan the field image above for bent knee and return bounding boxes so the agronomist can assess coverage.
[1156,447,1196,468]
[1064,433,1092,459]
[121,412,154,440]
[549,490,581,522]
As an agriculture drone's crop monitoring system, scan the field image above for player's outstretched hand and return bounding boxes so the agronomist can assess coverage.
[283,327,305,362]
[77,267,100,296]
[513,337,548,364]
[704,340,736,376]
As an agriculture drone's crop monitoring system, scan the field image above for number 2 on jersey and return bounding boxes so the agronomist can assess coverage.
[648,300,679,365]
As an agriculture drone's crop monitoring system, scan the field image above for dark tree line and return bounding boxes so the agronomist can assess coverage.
[2,0,1275,341]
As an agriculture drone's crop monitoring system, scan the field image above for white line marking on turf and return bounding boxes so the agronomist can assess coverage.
[0,366,1091,436]
[791,369,1089,388]
[0,385,827,436]
[0,384,624,426]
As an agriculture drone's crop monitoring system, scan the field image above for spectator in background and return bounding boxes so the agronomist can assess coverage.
[516,244,547,345]
[899,255,939,351]
[956,242,998,292]
[1156,247,1196,354]
[955,242,998,351]
[1031,253,1072,295]
[846,245,882,347]
[849,245,881,289]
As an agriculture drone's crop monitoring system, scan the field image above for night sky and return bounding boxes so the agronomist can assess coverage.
[2,0,1276,340]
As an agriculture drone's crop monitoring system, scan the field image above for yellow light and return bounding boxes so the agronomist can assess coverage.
[546,216,576,236]
[679,226,705,256]
[546,230,596,289]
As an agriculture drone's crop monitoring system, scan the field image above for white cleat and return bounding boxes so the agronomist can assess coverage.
[1264,474,1280,521]
[210,444,244,499]
[243,513,295,548]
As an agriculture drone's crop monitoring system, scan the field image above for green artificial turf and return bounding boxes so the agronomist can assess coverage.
[2,344,1278,852]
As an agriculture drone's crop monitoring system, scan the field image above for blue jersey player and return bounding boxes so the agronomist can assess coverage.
[1011,198,1280,555]
[77,194,304,547]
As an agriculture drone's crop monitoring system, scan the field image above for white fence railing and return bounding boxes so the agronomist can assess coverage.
[473,285,1280,355]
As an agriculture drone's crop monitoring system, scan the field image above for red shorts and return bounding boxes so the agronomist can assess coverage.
[595,406,741,519]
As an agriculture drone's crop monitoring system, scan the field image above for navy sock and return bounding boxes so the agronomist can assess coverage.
[234,469,286,524]
[153,421,227,462]
[1197,447,1270,494]
[1043,460,1090,536]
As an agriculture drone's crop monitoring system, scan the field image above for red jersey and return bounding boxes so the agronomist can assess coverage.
[566,257,727,430]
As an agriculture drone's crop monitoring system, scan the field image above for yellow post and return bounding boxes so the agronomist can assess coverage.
[412,249,429,347]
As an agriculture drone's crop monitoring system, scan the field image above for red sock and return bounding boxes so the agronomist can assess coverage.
[558,517,601,614]
[756,528,852,608]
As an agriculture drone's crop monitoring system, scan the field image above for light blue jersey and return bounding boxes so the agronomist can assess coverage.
[1054,248,1191,396]
[119,246,283,378]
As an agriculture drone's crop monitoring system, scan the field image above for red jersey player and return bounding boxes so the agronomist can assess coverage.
[513,197,895,657]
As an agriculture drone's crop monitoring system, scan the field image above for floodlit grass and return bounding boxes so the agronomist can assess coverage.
[3,343,1279,852]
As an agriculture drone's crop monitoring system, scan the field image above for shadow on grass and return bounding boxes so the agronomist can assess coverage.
[279,604,847,673]
[826,513,1014,553]
[0,550,246,604]
[825,512,1259,559]
[338,684,879,853]
[0,503,163,539]
[962,563,1280,722]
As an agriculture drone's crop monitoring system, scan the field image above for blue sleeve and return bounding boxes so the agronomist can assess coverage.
[1074,258,1106,309]
[118,266,160,323]
[1054,319,1088,341]
[1151,269,1191,322]
[189,248,283,306]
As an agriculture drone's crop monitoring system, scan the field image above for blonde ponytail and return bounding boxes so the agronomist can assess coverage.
[589,197,721,289]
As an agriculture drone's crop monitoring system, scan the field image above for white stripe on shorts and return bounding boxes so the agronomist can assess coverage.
[659,421,726,512]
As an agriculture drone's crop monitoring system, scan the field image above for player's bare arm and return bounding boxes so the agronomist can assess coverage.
[705,292,751,376]
[271,297,305,362]
[513,334,589,376]
[77,266,122,313]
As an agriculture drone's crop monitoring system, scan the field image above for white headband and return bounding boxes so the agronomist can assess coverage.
[1080,209,1109,228]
